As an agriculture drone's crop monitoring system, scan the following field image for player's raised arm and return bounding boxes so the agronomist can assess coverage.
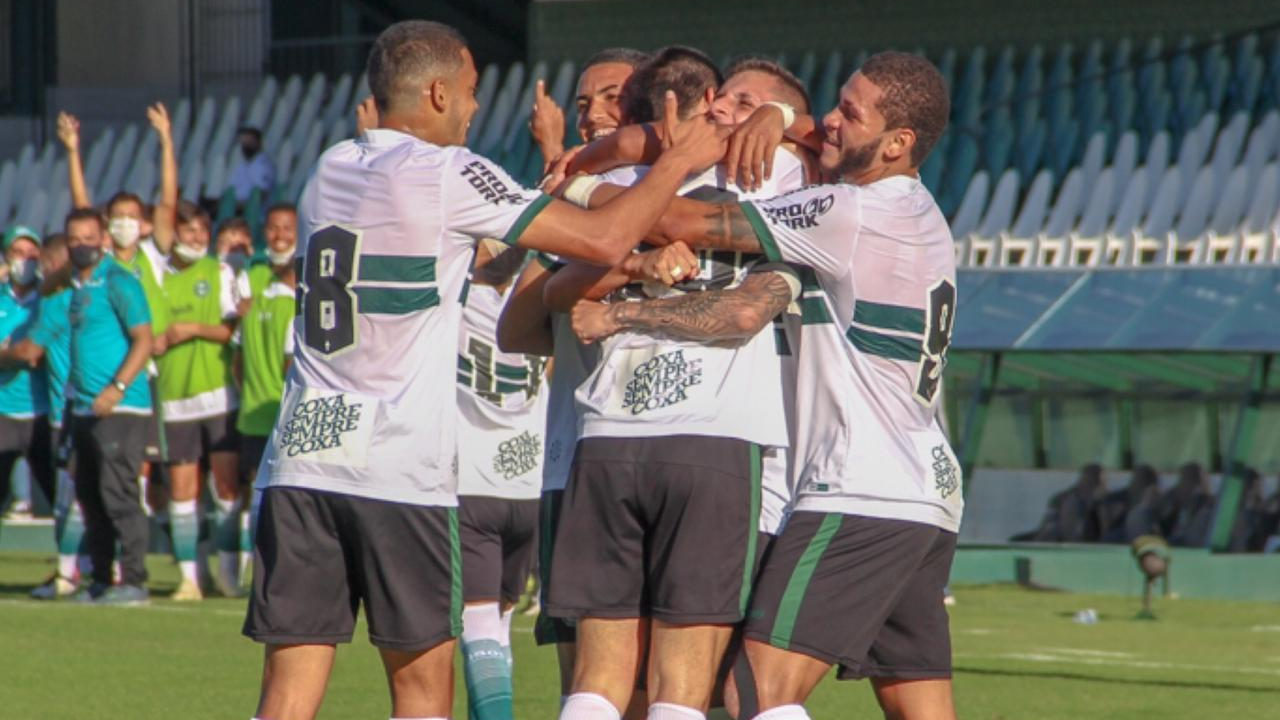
[57,112,93,209]
[149,103,178,254]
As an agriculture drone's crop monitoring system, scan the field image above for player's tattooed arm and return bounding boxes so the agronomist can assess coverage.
[571,270,795,344]
[646,199,765,254]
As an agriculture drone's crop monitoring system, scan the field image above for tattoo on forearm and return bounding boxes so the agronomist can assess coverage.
[611,271,793,341]
[697,203,764,253]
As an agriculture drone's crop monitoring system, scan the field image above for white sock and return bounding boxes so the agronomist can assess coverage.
[58,554,78,579]
[170,499,199,583]
[499,605,515,668]
[751,705,811,720]
[648,703,704,720]
[560,693,620,720]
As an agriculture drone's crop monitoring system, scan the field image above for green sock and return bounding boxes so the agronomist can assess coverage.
[170,500,199,582]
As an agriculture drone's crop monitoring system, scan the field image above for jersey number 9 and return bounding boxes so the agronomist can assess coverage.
[913,278,956,406]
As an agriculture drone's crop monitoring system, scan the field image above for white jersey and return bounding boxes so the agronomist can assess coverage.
[759,300,801,534]
[742,175,963,532]
[456,282,549,500]
[575,149,805,452]
[541,254,601,493]
[259,129,549,506]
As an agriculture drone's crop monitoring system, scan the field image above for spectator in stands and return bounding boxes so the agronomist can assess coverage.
[228,126,276,205]
[1261,483,1280,553]
[1012,463,1107,542]
[60,208,154,604]
[1155,462,1216,547]
[0,226,55,526]
[1227,468,1268,552]
[215,217,254,274]
[1091,464,1160,542]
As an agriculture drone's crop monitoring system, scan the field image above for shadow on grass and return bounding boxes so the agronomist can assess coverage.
[956,665,1280,694]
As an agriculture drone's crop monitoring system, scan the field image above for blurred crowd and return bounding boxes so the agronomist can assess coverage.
[1012,461,1280,552]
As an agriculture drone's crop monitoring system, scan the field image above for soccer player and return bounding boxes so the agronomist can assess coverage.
[232,203,299,586]
[153,201,243,600]
[3,234,89,599]
[0,226,54,539]
[242,20,723,720]
[501,45,648,705]
[604,52,962,720]
[540,47,807,720]
[61,209,155,605]
[456,241,549,720]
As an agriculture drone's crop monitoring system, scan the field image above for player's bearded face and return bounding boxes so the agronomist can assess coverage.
[823,73,889,180]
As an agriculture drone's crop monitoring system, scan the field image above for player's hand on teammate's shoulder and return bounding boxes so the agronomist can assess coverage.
[726,103,788,191]
[541,145,585,193]
[569,299,619,344]
[626,241,697,286]
[660,91,730,173]
[355,96,378,137]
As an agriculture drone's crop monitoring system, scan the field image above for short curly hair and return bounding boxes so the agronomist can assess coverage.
[859,52,949,166]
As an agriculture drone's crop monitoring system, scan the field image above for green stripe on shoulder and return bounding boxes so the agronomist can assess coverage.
[358,255,437,283]
[853,301,925,334]
[739,202,782,262]
[846,326,921,362]
[501,194,554,247]
[354,286,440,315]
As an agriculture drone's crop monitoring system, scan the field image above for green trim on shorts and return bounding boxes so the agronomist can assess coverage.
[739,202,782,262]
[449,507,463,637]
[739,444,763,616]
[501,194,554,246]
[771,513,843,649]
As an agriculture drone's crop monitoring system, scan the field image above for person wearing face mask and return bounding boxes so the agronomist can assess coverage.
[58,209,154,605]
[228,126,277,207]
[0,226,55,541]
[3,233,92,599]
[215,218,255,275]
[61,106,178,488]
[227,203,298,592]
[153,201,243,601]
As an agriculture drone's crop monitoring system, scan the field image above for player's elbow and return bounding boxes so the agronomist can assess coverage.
[728,307,772,338]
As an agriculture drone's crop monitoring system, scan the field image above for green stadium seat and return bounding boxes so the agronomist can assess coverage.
[810,50,842,116]
[1014,119,1046,180]
[214,186,237,225]
[467,64,501,148]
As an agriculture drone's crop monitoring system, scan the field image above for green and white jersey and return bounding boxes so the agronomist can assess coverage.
[155,256,240,421]
[540,251,601,493]
[116,240,170,332]
[260,129,549,507]
[574,151,804,450]
[234,265,295,437]
[741,176,963,532]
[456,282,548,500]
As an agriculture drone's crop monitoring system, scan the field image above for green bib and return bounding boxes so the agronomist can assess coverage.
[156,256,233,402]
[117,248,170,332]
[236,264,295,435]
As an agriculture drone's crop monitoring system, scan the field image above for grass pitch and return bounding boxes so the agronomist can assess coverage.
[1,551,1276,719]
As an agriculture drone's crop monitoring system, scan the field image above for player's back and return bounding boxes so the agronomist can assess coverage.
[266,128,534,506]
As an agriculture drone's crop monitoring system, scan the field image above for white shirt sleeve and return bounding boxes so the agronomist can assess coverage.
[218,264,241,319]
[234,269,252,309]
[742,185,861,281]
[283,325,296,355]
[442,149,550,245]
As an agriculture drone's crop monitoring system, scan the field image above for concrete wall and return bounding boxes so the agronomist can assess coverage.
[530,0,1280,63]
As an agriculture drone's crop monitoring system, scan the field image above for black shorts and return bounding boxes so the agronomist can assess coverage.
[744,512,957,680]
[240,434,269,481]
[458,495,539,605]
[164,412,239,465]
[243,487,462,652]
[546,435,762,625]
[534,489,576,646]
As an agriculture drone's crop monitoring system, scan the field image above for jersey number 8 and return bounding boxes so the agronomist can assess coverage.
[299,225,359,356]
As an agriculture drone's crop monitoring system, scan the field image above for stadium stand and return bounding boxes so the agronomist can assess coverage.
[2,32,1278,265]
